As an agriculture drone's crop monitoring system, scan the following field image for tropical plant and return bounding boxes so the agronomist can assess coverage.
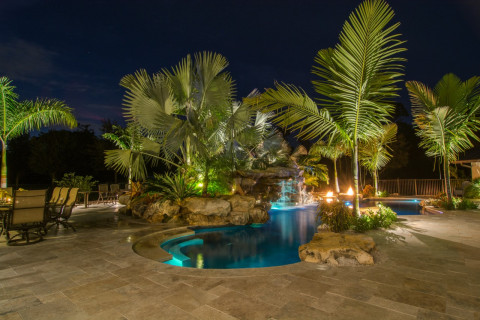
[464,178,480,199]
[54,172,98,192]
[147,172,199,205]
[103,123,160,187]
[362,184,376,198]
[121,52,235,196]
[359,123,397,191]
[406,73,480,201]
[310,134,348,193]
[247,0,406,215]
[0,77,77,187]
[353,204,397,232]
[317,201,355,232]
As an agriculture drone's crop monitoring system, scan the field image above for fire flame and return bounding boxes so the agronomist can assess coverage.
[346,187,354,196]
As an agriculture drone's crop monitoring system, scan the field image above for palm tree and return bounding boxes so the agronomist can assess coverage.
[247,0,406,214]
[121,52,235,195]
[103,123,161,188]
[310,134,348,193]
[406,73,480,201]
[0,77,77,187]
[359,123,397,192]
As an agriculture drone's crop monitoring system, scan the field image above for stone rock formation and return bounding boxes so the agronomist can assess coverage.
[131,195,269,226]
[298,232,376,266]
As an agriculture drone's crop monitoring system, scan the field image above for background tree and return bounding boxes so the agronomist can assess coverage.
[103,123,161,188]
[0,77,77,187]
[359,123,397,191]
[248,0,406,214]
[310,134,348,193]
[406,73,480,201]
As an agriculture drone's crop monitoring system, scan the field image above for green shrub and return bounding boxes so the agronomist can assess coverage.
[147,172,199,205]
[456,199,478,210]
[464,178,480,199]
[353,204,397,232]
[55,172,98,192]
[362,185,375,198]
[377,190,390,197]
[317,202,355,232]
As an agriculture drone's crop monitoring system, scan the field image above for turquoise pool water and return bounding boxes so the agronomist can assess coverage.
[162,200,421,269]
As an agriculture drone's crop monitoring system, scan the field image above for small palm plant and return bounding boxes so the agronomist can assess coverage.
[359,123,397,192]
[0,77,77,187]
[406,73,480,201]
[148,172,199,205]
[310,134,349,193]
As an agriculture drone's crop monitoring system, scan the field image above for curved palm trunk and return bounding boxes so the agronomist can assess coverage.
[444,154,452,201]
[352,143,360,216]
[333,159,340,194]
[1,141,6,188]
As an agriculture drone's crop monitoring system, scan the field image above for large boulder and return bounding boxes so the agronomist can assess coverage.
[299,232,376,266]
[248,206,269,224]
[147,200,181,223]
[228,195,255,212]
[182,197,231,216]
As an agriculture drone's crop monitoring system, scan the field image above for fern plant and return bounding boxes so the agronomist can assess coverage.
[147,172,199,205]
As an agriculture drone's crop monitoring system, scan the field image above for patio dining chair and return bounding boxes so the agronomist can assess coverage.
[109,184,120,203]
[49,187,79,232]
[4,189,48,245]
[97,184,109,204]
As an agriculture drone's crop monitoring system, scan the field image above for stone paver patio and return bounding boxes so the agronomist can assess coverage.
[1,204,479,319]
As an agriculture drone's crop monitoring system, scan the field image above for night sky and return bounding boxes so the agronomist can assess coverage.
[1,0,479,132]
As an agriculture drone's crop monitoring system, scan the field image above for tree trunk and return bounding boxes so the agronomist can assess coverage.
[373,170,378,193]
[352,143,360,216]
[202,161,209,197]
[128,167,132,190]
[333,159,340,193]
[444,154,452,201]
[1,141,7,188]
[186,136,191,166]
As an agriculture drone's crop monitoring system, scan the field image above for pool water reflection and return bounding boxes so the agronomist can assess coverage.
[162,205,319,269]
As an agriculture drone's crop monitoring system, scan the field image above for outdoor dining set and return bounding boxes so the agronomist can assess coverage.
[0,183,124,246]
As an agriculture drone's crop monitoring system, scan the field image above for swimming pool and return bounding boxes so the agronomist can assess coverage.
[161,200,421,269]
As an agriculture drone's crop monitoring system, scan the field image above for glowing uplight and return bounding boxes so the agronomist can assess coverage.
[326,198,333,203]
[198,183,204,187]
[326,191,334,197]
[346,187,354,196]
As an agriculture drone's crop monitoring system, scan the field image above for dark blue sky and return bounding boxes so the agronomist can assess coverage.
[1,0,479,132]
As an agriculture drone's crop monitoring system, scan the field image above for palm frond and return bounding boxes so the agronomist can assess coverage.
[8,98,77,139]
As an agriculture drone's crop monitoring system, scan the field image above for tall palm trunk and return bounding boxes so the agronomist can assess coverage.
[443,154,452,201]
[333,159,340,193]
[1,141,6,188]
[352,143,360,215]
[373,170,378,193]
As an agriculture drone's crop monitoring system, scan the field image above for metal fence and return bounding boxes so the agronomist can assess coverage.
[377,179,468,196]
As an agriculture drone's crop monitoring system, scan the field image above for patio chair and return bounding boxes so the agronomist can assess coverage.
[49,187,79,232]
[4,189,48,245]
[454,181,472,197]
[47,187,69,220]
[109,184,120,203]
[97,184,109,204]
[47,187,62,206]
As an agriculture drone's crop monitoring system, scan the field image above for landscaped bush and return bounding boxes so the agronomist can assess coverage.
[464,178,480,199]
[362,185,375,198]
[55,172,97,192]
[353,204,397,232]
[434,193,478,210]
[377,190,390,197]
[147,172,199,205]
[317,202,355,232]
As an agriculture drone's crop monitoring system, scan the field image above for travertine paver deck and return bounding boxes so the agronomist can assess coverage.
[0,203,479,319]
